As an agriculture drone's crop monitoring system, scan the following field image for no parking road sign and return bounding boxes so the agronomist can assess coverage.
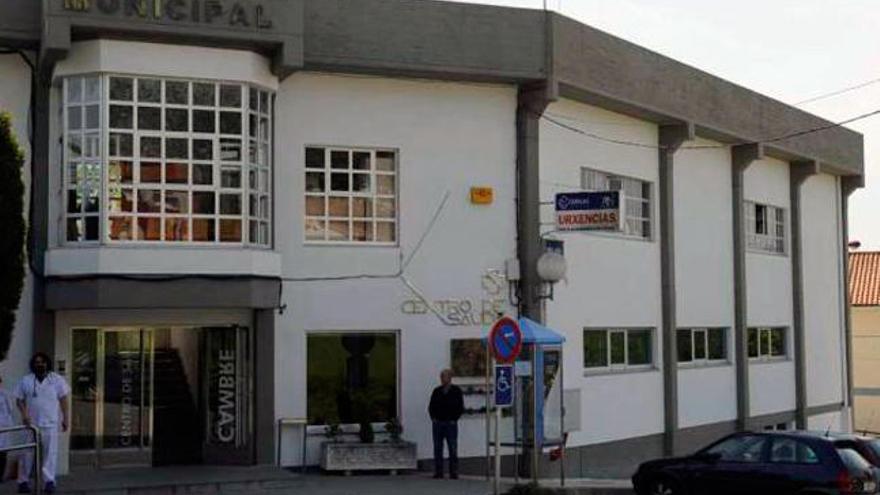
[489,316,522,364]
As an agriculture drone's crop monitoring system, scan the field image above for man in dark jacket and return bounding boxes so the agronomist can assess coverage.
[428,368,464,479]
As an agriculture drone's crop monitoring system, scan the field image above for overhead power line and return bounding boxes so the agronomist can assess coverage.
[537,107,880,151]
[794,77,880,106]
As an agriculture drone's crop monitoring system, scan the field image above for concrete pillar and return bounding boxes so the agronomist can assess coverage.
[254,308,276,464]
[516,82,556,323]
[731,143,764,431]
[658,122,693,456]
[790,161,818,429]
[841,176,862,424]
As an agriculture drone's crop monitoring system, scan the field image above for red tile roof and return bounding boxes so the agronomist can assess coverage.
[850,252,880,306]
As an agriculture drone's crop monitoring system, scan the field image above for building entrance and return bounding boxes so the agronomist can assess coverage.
[69,326,252,468]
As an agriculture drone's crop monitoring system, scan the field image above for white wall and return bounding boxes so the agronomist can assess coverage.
[273,73,518,463]
[674,137,737,428]
[744,156,795,416]
[0,53,34,390]
[808,410,844,432]
[540,98,664,446]
[801,173,845,408]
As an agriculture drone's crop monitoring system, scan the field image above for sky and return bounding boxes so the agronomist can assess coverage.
[445,0,880,249]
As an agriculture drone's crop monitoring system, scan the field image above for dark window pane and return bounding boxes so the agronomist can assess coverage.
[220,194,241,215]
[220,111,241,134]
[220,139,241,161]
[193,164,213,185]
[747,329,759,358]
[584,331,607,368]
[140,162,161,183]
[67,190,82,214]
[221,168,241,188]
[353,174,371,193]
[219,219,241,242]
[331,173,349,192]
[109,105,133,129]
[140,137,161,158]
[85,217,99,240]
[331,151,349,169]
[760,329,771,357]
[220,85,241,108]
[137,107,161,130]
[67,218,83,241]
[165,81,188,105]
[693,330,707,360]
[193,82,215,106]
[166,138,189,159]
[193,218,215,241]
[306,334,397,425]
[708,329,726,360]
[137,189,161,213]
[137,217,161,241]
[165,162,188,184]
[110,77,133,101]
[677,330,692,363]
[376,152,395,172]
[306,148,325,169]
[164,190,189,214]
[193,192,215,214]
[627,330,651,365]
[610,332,625,365]
[193,110,215,133]
[353,152,370,170]
[770,329,786,357]
[193,139,213,160]
[166,108,189,132]
[109,133,133,157]
[138,79,161,103]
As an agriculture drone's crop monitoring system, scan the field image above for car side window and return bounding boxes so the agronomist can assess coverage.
[706,435,767,463]
[770,438,820,464]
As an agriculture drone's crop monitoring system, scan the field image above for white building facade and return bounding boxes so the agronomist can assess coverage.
[0,0,863,478]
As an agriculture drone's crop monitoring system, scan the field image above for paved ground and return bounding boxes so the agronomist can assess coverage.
[0,468,635,494]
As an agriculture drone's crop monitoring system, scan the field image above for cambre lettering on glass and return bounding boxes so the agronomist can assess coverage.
[64,0,274,29]
[206,327,248,447]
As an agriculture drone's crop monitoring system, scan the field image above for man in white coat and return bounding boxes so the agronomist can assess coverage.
[15,353,69,494]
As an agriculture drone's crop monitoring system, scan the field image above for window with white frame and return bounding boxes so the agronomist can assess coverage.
[304,147,398,244]
[745,201,786,254]
[581,168,652,239]
[583,328,653,370]
[747,327,787,360]
[63,75,273,246]
[677,328,727,364]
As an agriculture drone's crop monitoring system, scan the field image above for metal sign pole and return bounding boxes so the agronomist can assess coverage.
[494,398,501,495]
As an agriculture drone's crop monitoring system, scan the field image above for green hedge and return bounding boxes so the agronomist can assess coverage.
[0,112,26,360]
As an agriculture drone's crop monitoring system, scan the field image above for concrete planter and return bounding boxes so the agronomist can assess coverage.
[320,442,418,475]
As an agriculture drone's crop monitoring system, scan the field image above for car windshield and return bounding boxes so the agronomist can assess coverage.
[837,447,873,473]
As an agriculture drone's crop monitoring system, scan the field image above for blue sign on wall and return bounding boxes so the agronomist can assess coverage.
[495,364,514,408]
[555,191,623,231]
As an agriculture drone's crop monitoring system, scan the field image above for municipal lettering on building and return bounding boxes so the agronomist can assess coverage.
[62,0,273,29]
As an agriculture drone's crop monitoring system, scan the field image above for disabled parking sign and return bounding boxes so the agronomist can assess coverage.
[494,364,514,408]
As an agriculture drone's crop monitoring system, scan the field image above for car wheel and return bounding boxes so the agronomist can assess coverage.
[648,478,681,495]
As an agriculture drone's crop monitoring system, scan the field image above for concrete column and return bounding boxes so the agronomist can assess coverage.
[254,308,276,464]
[790,161,818,429]
[731,143,764,431]
[516,82,556,323]
[841,176,862,421]
[658,123,693,456]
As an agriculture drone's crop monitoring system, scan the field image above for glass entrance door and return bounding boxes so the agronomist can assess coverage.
[71,329,154,468]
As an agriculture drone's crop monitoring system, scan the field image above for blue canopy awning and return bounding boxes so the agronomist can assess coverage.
[482,317,565,345]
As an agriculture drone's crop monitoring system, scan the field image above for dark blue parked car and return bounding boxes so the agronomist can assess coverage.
[632,431,878,495]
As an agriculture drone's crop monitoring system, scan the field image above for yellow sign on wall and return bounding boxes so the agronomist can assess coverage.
[470,187,494,205]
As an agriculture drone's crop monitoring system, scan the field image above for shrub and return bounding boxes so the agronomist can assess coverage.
[0,112,26,360]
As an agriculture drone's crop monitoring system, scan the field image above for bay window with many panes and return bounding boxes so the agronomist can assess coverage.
[63,75,272,246]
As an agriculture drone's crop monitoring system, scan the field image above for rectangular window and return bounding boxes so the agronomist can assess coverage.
[677,328,728,365]
[63,75,273,246]
[583,328,654,370]
[306,333,398,425]
[745,201,786,254]
[747,327,787,360]
[581,168,652,239]
[305,147,398,244]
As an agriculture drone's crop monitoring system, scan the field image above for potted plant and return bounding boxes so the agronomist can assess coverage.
[384,418,403,443]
